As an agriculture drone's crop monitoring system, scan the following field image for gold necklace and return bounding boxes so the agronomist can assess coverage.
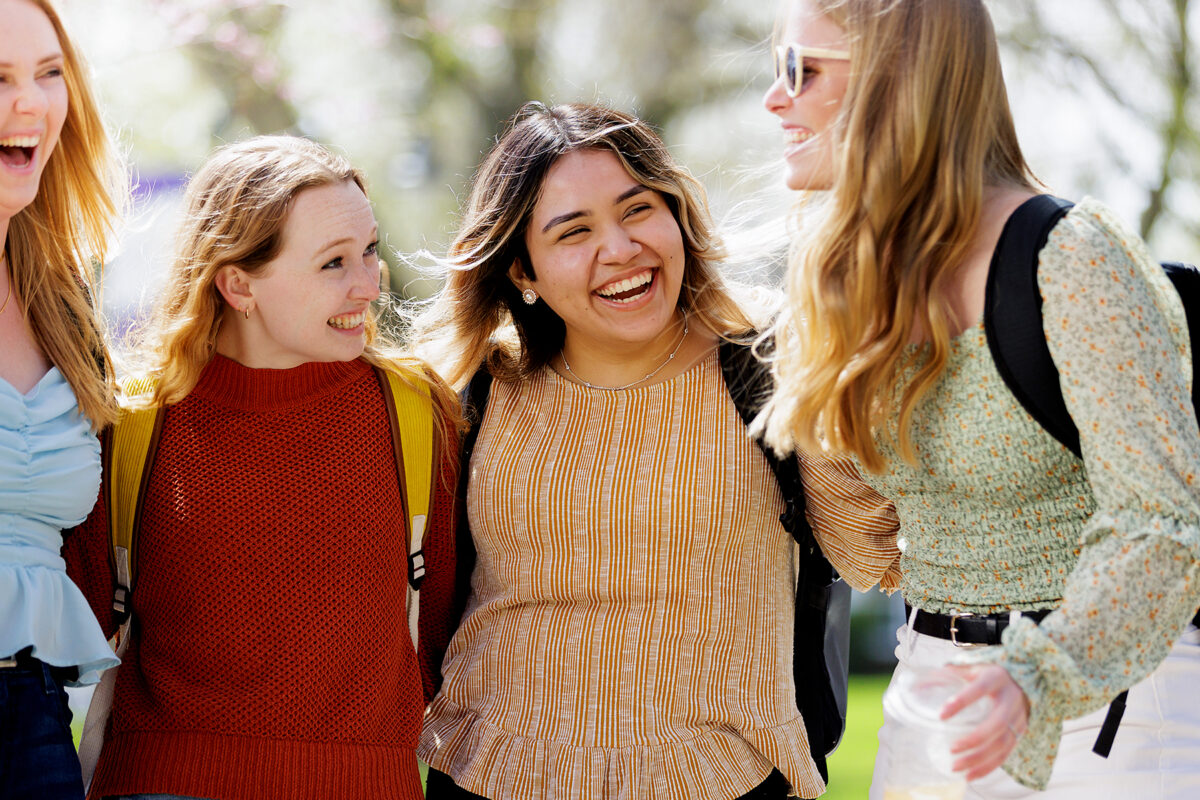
[560,318,689,391]
[0,255,11,315]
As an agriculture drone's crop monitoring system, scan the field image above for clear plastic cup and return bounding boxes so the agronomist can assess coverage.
[880,668,994,800]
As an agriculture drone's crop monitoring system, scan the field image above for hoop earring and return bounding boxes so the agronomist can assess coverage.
[243,306,251,319]
[521,288,538,305]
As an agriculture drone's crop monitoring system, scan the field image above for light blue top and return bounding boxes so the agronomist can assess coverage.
[1,367,118,685]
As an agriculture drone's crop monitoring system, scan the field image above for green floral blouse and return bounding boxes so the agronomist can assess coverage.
[858,197,1200,789]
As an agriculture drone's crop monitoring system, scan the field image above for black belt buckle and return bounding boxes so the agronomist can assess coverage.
[949,610,986,648]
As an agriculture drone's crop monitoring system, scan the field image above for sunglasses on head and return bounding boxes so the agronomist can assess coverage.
[773,43,850,97]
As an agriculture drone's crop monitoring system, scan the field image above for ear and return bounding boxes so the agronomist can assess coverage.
[507,258,534,293]
[214,265,255,316]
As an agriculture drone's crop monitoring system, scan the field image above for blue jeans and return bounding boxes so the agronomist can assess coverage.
[0,654,84,800]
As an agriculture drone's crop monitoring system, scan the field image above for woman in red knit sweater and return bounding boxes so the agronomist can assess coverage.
[63,135,459,800]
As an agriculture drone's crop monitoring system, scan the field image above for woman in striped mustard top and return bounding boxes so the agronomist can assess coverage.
[410,102,900,800]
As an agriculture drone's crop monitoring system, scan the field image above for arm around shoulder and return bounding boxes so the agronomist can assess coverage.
[799,450,901,593]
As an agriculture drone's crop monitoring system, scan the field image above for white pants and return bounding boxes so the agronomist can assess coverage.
[868,621,1200,799]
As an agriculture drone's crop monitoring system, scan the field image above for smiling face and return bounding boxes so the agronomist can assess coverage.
[763,0,851,191]
[514,147,686,360]
[216,179,382,369]
[0,0,67,226]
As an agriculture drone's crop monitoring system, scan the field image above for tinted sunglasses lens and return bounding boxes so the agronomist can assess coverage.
[785,46,800,95]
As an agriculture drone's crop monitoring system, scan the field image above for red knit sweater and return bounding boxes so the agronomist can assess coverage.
[64,355,457,800]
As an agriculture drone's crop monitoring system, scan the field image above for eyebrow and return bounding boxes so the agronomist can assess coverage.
[539,184,651,234]
[0,54,65,69]
[314,227,378,258]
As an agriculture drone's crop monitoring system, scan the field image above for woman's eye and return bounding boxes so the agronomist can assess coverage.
[625,203,652,218]
[322,256,344,270]
[558,226,588,241]
[40,67,63,79]
[365,241,379,257]
[801,66,819,92]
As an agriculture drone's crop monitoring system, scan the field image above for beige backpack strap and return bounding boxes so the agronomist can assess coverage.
[376,367,435,652]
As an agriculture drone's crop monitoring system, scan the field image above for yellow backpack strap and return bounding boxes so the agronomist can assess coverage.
[106,378,163,639]
[376,367,435,652]
[82,379,161,791]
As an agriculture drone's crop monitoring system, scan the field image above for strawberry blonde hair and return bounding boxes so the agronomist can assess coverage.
[5,0,127,429]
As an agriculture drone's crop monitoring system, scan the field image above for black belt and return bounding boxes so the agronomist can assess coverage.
[905,603,1053,646]
[0,646,79,682]
[906,603,1200,759]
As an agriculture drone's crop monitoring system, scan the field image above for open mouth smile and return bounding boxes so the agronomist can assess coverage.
[784,128,815,145]
[0,135,39,170]
[328,311,366,330]
[595,268,655,304]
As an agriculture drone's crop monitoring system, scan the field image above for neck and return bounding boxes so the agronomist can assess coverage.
[559,313,691,390]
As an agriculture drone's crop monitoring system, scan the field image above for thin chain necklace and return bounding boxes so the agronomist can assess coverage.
[0,254,11,316]
[560,318,689,391]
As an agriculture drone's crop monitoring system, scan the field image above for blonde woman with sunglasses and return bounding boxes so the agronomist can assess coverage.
[759,1,1200,798]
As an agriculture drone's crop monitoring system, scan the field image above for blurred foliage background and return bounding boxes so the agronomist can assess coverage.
[55,0,1200,317]
[52,2,1199,793]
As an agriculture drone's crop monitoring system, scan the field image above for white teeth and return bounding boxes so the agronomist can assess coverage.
[0,135,39,148]
[597,269,653,298]
[785,130,815,144]
[328,312,365,329]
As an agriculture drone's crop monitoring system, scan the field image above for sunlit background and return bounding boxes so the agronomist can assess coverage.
[51,0,1199,795]
[55,0,1200,316]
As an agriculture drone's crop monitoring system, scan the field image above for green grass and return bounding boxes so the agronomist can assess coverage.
[824,672,890,799]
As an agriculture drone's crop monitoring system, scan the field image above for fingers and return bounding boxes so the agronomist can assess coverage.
[939,664,1003,719]
[938,664,1030,781]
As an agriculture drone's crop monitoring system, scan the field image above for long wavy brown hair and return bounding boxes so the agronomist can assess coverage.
[410,102,756,391]
[759,0,1038,471]
[5,0,127,429]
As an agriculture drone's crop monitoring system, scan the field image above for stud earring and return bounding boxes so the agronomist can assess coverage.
[521,288,538,305]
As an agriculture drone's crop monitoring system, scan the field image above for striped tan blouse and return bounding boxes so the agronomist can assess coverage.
[418,350,899,799]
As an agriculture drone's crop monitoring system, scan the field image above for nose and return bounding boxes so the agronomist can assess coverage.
[597,224,641,264]
[351,258,382,302]
[13,78,50,118]
[763,73,791,115]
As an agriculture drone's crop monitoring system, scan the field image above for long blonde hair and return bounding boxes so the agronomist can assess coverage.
[5,0,126,429]
[759,0,1038,471]
[411,102,755,391]
[132,135,458,428]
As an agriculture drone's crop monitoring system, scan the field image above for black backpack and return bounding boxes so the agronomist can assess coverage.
[454,340,852,784]
[983,193,1200,757]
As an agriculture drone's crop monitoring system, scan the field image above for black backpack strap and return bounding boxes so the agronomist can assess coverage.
[1162,261,1200,414]
[451,367,493,626]
[718,337,844,782]
[984,194,1080,458]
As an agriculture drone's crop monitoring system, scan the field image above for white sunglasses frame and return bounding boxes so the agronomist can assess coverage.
[773,44,851,98]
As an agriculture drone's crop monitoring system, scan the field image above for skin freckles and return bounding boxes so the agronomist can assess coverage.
[215,180,382,369]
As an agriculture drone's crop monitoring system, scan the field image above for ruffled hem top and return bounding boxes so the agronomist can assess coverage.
[1,367,117,683]
[418,352,826,798]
